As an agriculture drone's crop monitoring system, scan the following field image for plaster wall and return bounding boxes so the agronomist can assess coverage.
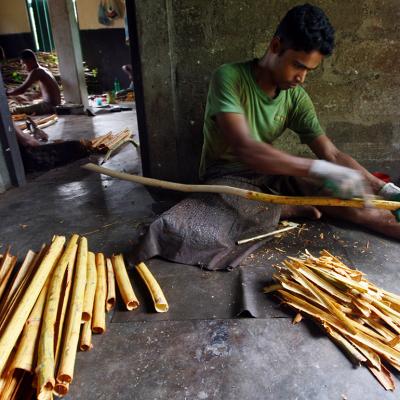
[135,0,400,182]
[76,0,128,91]
[0,0,30,34]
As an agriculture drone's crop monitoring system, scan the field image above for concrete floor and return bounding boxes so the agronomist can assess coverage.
[0,110,399,399]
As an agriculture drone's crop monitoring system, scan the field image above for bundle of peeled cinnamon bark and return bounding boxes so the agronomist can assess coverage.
[264,250,400,391]
[0,235,168,399]
[14,114,58,131]
[84,128,133,153]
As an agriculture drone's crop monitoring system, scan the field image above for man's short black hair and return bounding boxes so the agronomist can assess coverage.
[20,49,37,62]
[275,3,335,56]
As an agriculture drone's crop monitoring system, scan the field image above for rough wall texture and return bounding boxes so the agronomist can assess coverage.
[80,29,131,91]
[135,0,400,181]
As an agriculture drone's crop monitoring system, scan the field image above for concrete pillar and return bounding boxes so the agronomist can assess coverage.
[0,72,26,192]
[48,0,88,108]
[127,0,180,181]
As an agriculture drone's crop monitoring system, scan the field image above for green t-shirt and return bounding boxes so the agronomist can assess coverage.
[199,59,324,178]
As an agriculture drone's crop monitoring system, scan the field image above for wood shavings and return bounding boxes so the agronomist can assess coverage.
[264,250,400,392]
[297,224,308,236]
[292,313,303,325]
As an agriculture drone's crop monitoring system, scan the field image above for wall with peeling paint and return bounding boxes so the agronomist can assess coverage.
[135,1,400,182]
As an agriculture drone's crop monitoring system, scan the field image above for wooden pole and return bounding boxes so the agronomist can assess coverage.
[82,163,400,211]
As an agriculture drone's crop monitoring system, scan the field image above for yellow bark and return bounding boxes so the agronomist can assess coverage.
[0,236,65,375]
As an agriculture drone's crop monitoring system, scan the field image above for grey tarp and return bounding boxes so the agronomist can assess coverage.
[135,174,282,270]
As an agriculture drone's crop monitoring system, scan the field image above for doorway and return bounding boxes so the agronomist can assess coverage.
[25,0,55,52]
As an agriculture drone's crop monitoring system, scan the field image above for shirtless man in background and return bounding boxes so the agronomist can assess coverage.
[6,49,61,115]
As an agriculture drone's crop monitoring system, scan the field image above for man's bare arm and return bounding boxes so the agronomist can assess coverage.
[6,70,38,96]
[216,112,373,199]
[308,135,385,194]
[216,112,313,176]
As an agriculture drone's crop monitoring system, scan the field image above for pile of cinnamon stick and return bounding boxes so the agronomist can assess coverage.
[264,250,400,391]
[0,234,168,399]
[84,128,133,153]
[13,114,58,133]
[11,114,27,122]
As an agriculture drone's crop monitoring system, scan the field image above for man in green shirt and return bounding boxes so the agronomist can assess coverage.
[200,3,400,240]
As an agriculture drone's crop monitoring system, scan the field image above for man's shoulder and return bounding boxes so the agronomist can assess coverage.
[288,85,313,104]
[29,66,46,77]
[35,66,54,78]
[291,84,308,96]
[216,60,251,70]
[24,67,42,82]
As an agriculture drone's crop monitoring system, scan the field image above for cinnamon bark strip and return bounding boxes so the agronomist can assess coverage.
[55,237,88,388]
[106,258,116,312]
[136,262,168,313]
[112,255,139,311]
[92,253,107,334]
[0,236,65,375]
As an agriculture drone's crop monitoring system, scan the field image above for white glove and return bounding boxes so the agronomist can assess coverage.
[379,182,400,199]
[309,160,368,199]
[379,183,400,221]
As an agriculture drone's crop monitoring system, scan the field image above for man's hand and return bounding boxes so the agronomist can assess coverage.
[309,160,369,200]
[379,182,400,221]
